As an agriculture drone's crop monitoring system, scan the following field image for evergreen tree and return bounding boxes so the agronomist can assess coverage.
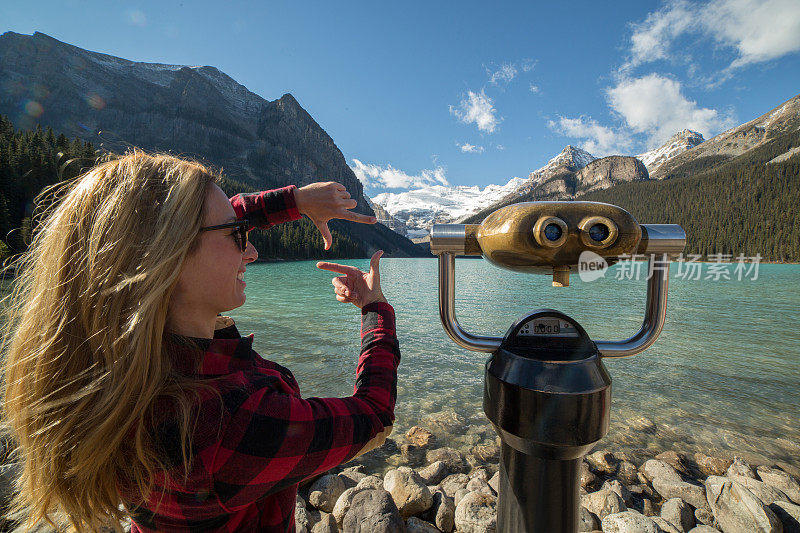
[0,117,369,260]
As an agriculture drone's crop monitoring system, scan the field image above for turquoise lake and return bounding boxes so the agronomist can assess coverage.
[221,259,799,467]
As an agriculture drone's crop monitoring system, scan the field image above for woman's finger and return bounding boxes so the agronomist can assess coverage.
[317,261,362,276]
[334,283,350,297]
[331,276,349,289]
[342,211,378,224]
[369,250,383,278]
[316,220,333,251]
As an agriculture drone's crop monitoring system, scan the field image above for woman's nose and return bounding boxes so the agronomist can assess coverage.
[243,241,258,263]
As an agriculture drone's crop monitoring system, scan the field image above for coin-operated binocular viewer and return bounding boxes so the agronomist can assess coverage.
[430,202,685,533]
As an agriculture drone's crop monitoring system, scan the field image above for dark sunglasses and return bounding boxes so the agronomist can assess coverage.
[199,220,250,253]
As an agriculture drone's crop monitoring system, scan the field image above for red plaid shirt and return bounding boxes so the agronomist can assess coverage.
[128,187,400,532]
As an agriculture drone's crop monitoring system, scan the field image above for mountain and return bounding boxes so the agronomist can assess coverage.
[462,93,800,261]
[374,95,799,237]
[481,145,596,207]
[0,31,425,257]
[370,177,527,237]
[576,156,649,192]
[652,94,800,180]
[365,196,409,236]
[461,155,647,224]
[577,122,800,262]
[529,145,596,184]
[637,129,705,174]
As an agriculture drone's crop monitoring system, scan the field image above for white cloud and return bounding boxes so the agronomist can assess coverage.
[705,0,800,68]
[496,144,506,151]
[449,90,501,133]
[625,0,800,71]
[486,59,536,85]
[350,159,449,190]
[459,143,484,153]
[548,116,633,156]
[529,84,540,94]
[626,0,695,69]
[489,63,518,85]
[607,74,735,147]
[125,9,147,26]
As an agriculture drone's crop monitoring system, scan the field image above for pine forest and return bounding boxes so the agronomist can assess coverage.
[0,116,365,262]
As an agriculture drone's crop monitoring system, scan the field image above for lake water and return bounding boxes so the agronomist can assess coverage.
[235,258,800,470]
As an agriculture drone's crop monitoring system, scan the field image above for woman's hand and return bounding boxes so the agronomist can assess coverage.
[295,182,377,250]
[316,250,387,308]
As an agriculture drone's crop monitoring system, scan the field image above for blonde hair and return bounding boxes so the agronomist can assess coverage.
[2,151,217,531]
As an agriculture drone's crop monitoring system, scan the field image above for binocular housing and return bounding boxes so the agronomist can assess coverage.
[430,201,686,357]
[430,201,685,286]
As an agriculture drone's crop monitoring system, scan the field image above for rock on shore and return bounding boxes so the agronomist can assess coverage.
[2,423,800,533]
[294,426,800,533]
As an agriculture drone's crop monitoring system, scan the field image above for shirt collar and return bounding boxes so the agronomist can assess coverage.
[165,332,256,377]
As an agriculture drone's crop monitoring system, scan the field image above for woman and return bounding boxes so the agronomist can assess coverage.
[1,151,400,532]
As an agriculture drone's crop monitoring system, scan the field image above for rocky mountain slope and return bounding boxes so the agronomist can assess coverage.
[652,93,800,180]
[377,94,800,235]
[494,145,597,204]
[637,129,705,174]
[529,145,596,183]
[0,31,424,256]
[577,156,649,193]
[462,155,648,223]
[366,196,409,236]
[370,178,526,237]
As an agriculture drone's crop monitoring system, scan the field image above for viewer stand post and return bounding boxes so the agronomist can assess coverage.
[430,203,685,533]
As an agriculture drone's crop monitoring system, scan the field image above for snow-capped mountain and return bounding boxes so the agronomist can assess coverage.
[500,145,596,204]
[637,130,705,174]
[368,146,596,237]
[371,177,527,238]
[651,93,800,179]
[529,145,595,185]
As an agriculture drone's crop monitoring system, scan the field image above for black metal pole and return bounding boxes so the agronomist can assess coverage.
[497,444,582,532]
[483,310,611,533]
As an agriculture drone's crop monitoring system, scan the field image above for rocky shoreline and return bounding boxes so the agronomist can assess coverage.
[300,424,800,533]
[2,423,800,532]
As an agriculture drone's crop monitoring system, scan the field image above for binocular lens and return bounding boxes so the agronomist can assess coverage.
[589,223,610,242]
[544,223,563,242]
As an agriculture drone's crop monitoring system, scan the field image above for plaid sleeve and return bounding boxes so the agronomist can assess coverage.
[229,186,302,230]
[210,303,400,511]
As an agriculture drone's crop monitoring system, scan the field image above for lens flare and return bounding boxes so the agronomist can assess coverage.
[24,100,44,118]
[85,93,106,110]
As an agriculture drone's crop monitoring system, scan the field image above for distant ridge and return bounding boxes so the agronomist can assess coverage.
[0,31,426,257]
[373,93,800,241]
[638,130,705,174]
[651,93,800,180]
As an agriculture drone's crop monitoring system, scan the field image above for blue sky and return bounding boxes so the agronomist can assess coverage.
[4,0,800,194]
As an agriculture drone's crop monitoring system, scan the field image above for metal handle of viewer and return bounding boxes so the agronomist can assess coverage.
[438,252,503,352]
[433,223,685,356]
[595,253,669,357]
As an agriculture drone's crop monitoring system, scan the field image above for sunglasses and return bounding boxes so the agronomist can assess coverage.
[199,220,250,253]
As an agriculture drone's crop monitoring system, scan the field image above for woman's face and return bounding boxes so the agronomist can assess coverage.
[171,184,258,328]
